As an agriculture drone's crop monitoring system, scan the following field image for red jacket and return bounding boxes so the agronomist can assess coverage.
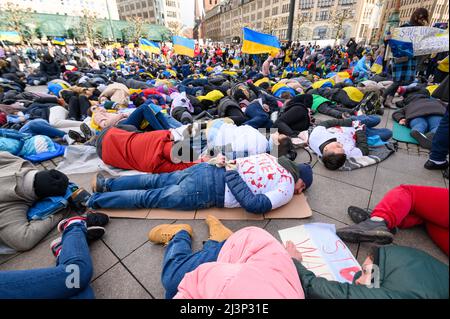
[102,127,196,173]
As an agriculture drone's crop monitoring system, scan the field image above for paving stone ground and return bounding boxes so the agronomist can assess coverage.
[0,86,448,298]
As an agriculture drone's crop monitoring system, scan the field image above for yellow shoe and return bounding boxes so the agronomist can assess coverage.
[205,215,233,242]
[148,224,193,245]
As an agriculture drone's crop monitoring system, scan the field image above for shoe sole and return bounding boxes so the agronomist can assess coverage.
[336,229,394,245]
[80,123,93,139]
[68,131,85,143]
[87,226,106,242]
[410,130,432,150]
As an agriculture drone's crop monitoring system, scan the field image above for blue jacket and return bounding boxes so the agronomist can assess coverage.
[224,170,272,214]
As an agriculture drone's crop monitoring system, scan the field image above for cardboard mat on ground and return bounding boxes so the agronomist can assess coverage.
[97,193,312,220]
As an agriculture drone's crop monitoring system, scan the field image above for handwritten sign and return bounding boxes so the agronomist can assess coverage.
[279,223,361,283]
[390,26,449,57]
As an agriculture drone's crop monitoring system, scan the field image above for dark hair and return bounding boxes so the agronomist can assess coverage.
[322,153,347,170]
[410,8,429,26]
[277,136,295,158]
[366,245,380,266]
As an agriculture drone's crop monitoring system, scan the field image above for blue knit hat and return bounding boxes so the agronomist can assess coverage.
[298,164,313,190]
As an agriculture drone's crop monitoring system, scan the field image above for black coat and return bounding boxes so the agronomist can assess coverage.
[274,94,313,137]
[393,88,447,122]
[40,60,60,77]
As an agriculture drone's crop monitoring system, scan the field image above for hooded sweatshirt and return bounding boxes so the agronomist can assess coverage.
[175,227,305,299]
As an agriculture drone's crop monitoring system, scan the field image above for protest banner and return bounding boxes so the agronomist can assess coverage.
[390,26,449,57]
[279,223,361,283]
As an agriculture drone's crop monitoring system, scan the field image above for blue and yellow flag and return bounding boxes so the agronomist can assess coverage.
[242,28,280,56]
[52,37,66,46]
[139,38,161,54]
[370,55,383,75]
[0,31,21,43]
[172,36,195,58]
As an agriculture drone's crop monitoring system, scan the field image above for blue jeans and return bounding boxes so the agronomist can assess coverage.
[162,230,225,299]
[430,109,449,162]
[244,102,273,129]
[123,103,181,131]
[178,84,204,96]
[409,115,443,134]
[351,115,392,141]
[0,223,94,299]
[19,119,66,138]
[87,163,220,210]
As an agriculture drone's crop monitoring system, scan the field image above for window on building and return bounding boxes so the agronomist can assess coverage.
[299,0,314,10]
[282,4,290,13]
[272,7,278,15]
[318,0,334,7]
[264,9,270,17]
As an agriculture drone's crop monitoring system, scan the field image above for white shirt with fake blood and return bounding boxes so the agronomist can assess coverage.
[309,126,363,158]
[224,153,295,210]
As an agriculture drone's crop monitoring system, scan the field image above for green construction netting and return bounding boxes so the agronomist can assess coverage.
[0,13,171,42]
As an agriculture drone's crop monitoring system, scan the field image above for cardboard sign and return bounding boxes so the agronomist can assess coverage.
[279,223,361,283]
[390,27,449,57]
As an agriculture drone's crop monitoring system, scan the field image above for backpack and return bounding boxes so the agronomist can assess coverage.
[358,91,382,115]
[27,183,78,221]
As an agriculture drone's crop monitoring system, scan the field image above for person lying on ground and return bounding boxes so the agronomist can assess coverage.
[308,115,392,170]
[0,214,109,299]
[0,151,107,253]
[289,241,448,299]
[148,220,305,299]
[393,85,447,149]
[336,185,449,256]
[87,153,313,214]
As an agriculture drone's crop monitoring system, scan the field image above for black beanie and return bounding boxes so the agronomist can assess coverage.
[34,170,69,199]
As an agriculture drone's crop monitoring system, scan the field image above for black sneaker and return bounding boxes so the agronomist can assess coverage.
[68,130,87,143]
[87,226,106,243]
[347,206,371,224]
[80,123,93,140]
[336,219,394,244]
[91,173,107,193]
[424,160,449,170]
[86,211,110,228]
[410,130,432,150]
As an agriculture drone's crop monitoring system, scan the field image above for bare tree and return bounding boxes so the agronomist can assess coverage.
[231,21,254,38]
[80,9,98,47]
[127,16,146,43]
[263,17,279,35]
[295,13,310,41]
[330,9,354,42]
[167,21,184,37]
[0,2,32,44]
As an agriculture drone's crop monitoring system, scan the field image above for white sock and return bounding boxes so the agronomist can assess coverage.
[370,217,385,222]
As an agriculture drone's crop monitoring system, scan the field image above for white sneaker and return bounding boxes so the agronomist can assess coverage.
[63,134,75,145]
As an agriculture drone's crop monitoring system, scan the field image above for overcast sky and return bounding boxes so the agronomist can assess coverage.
[180,0,196,27]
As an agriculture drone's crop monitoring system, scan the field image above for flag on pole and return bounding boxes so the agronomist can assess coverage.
[370,55,383,74]
[172,36,195,58]
[52,37,66,46]
[139,38,161,54]
[242,27,280,56]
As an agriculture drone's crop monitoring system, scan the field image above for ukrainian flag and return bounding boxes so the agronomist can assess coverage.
[370,55,383,75]
[172,36,195,58]
[242,28,280,56]
[139,38,161,54]
[52,37,66,46]
[0,31,21,43]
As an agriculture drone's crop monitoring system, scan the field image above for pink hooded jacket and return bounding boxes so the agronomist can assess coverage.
[174,227,305,299]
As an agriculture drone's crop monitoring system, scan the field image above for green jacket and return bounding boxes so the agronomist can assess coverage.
[311,94,333,113]
[295,246,449,299]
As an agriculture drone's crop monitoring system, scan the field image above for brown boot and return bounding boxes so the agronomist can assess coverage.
[148,224,193,245]
[205,215,233,242]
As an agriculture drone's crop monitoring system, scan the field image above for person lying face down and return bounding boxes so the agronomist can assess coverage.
[0,152,68,252]
[87,153,313,215]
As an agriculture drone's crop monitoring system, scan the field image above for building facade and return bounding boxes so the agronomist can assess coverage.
[203,0,384,44]
[116,0,182,27]
[0,0,120,20]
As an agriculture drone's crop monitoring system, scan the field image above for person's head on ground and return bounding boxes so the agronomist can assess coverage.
[34,169,69,199]
[278,157,313,194]
[322,141,347,170]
